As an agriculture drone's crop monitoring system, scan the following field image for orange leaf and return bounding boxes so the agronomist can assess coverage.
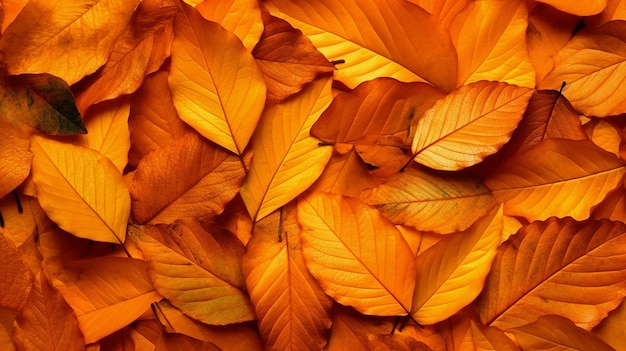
[13,271,85,351]
[449,0,535,87]
[129,219,255,325]
[252,11,334,105]
[0,0,140,85]
[169,2,266,154]
[128,70,192,168]
[477,217,626,330]
[0,122,31,199]
[540,21,626,117]
[0,0,27,33]
[441,314,518,351]
[0,231,32,311]
[196,0,263,50]
[361,166,496,234]
[264,0,458,92]
[411,81,532,171]
[129,132,245,224]
[297,192,415,316]
[534,0,607,16]
[240,76,333,221]
[585,119,622,157]
[593,297,626,350]
[242,204,332,350]
[411,206,502,324]
[309,149,377,197]
[510,315,614,350]
[407,0,468,28]
[592,179,626,222]
[486,139,625,221]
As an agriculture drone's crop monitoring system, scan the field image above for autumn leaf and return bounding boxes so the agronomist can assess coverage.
[196,0,263,50]
[534,0,607,16]
[0,123,31,199]
[129,218,255,325]
[410,81,532,171]
[264,0,458,92]
[0,0,141,85]
[240,76,333,221]
[30,135,130,244]
[169,1,266,154]
[439,314,518,351]
[0,231,32,311]
[486,139,626,221]
[309,149,377,197]
[242,204,333,351]
[0,0,27,33]
[477,217,626,330]
[297,191,416,316]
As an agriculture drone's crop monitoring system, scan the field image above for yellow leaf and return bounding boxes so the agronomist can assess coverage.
[449,0,535,87]
[242,205,332,350]
[297,192,416,316]
[0,0,141,85]
[486,139,626,221]
[534,0,607,16]
[411,81,533,171]
[264,0,458,92]
[240,77,333,221]
[30,135,130,244]
[411,206,502,325]
[169,2,266,154]
[196,0,263,50]
[129,219,255,325]
[540,21,626,117]
[361,166,496,234]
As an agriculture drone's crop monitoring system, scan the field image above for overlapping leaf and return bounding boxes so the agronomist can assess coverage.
[129,218,255,325]
[486,139,625,221]
[477,217,626,330]
[169,2,266,154]
[534,0,607,16]
[0,0,140,85]
[410,81,532,170]
[441,315,518,351]
[264,0,458,91]
[361,166,496,234]
[242,205,333,351]
[0,231,32,311]
[196,0,263,50]
[297,191,416,316]
[240,77,333,221]
[30,135,130,244]
[0,122,31,198]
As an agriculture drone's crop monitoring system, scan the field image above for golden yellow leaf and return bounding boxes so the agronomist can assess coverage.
[0,122,31,199]
[242,205,332,350]
[408,0,468,27]
[486,139,625,221]
[264,0,458,92]
[13,271,85,351]
[129,132,244,224]
[45,257,162,344]
[411,206,502,325]
[196,0,263,50]
[361,166,496,234]
[449,0,535,87]
[129,219,255,325]
[540,21,626,117]
[30,135,130,244]
[510,315,615,350]
[584,119,622,157]
[477,217,626,330]
[0,0,140,85]
[411,81,533,171]
[309,149,378,198]
[169,2,266,154]
[534,0,607,16]
[240,77,333,221]
[297,192,416,316]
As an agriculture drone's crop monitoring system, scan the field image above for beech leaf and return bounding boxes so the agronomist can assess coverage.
[196,0,264,51]
[411,81,533,171]
[0,231,32,311]
[534,0,607,16]
[297,192,416,316]
[0,122,31,199]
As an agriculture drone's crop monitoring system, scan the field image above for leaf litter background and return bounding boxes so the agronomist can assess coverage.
[2,0,626,350]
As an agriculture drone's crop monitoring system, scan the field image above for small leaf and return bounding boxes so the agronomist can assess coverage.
[129,219,255,325]
[0,122,31,199]
[0,232,32,311]
[30,135,130,244]
[297,192,416,316]
[411,81,533,171]
[196,0,264,50]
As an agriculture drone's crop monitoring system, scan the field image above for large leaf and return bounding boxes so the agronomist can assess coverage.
[0,0,140,85]
[240,77,333,222]
[540,21,626,117]
[361,166,496,234]
[129,219,255,325]
[30,135,130,244]
[476,217,626,330]
[411,206,502,324]
[0,231,32,311]
[242,204,333,351]
[297,192,416,316]
[410,81,532,170]
[129,132,245,224]
[169,2,266,154]
[13,271,85,351]
[0,122,31,199]
[449,0,535,87]
[486,139,625,221]
[264,0,458,92]
[196,0,263,50]
[441,315,518,351]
